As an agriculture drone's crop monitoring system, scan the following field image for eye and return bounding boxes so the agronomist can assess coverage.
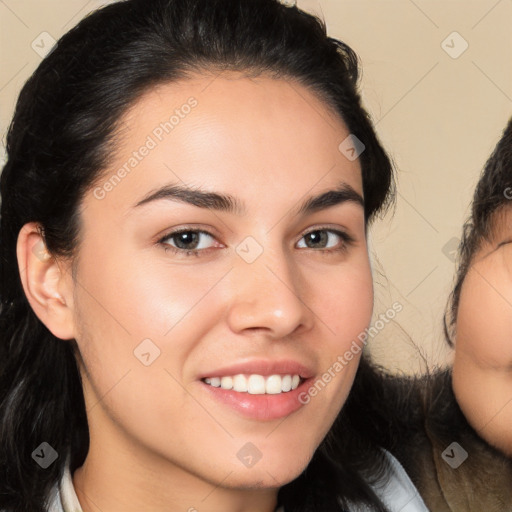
[158,229,219,256]
[296,228,354,252]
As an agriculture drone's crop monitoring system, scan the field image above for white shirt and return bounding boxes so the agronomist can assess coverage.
[47,451,427,512]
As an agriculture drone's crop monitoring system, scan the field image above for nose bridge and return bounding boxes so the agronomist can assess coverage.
[226,235,311,336]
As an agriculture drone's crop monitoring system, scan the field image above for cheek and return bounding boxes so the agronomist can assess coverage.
[300,256,373,408]
[455,269,512,367]
[298,259,373,442]
[72,256,228,463]
[317,258,374,347]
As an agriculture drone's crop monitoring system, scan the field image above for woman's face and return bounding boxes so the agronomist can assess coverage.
[63,74,373,495]
[453,207,512,456]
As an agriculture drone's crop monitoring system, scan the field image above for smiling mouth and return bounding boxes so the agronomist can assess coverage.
[202,374,303,394]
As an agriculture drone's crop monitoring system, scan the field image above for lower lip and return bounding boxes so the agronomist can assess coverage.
[200,378,314,421]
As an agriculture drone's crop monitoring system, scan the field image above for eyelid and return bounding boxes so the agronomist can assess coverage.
[299,225,354,242]
[156,224,220,242]
[158,227,222,250]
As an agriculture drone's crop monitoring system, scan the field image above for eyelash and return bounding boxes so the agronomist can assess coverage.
[157,226,355,258]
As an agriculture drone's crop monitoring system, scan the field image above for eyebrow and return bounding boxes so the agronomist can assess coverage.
[131,182,364,216]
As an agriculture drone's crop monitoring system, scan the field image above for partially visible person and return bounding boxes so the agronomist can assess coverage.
[450,117,512,458]
[347,118,512,511]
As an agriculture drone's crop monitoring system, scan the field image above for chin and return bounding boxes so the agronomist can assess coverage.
[224,464,307,490]
[216,449,314,490]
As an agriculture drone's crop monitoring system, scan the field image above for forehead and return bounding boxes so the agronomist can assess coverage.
[88,73,363,215]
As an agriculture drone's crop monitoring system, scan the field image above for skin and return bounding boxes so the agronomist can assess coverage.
[17,73,373,512]
[453,207,512,456]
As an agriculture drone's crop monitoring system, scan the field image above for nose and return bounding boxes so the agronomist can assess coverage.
[225,245,314,339]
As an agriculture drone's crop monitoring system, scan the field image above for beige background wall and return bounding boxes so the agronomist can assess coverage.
[1,0,511,374]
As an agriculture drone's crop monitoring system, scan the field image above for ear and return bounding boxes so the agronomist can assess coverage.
[16,222,76,340]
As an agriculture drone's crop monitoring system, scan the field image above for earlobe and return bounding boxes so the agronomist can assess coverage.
[16,222,76,340]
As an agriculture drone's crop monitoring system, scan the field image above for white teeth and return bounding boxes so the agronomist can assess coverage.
[282,374,292,392]
[248,375,266,394]
[209,377,221,387]
[220,376,233,389]
[203,374,303,394]
[233,374,248,392]
[265,375,282,394]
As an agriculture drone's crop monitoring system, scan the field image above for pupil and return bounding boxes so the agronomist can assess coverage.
[175,232,199,249]
[307,231,326,248]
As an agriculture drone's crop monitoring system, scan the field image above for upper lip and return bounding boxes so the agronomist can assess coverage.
[198,359,315,380]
